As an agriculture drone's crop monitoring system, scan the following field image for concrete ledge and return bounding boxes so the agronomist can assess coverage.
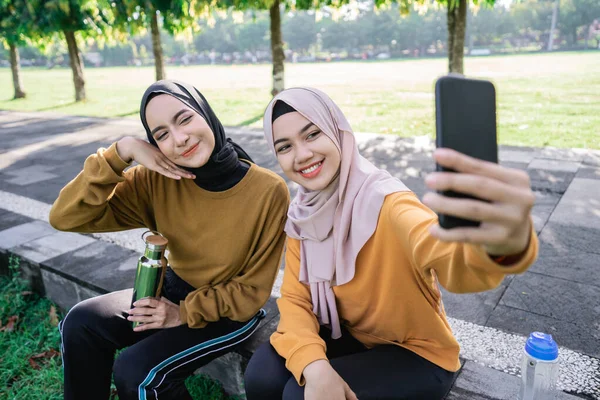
[1,216,595,399]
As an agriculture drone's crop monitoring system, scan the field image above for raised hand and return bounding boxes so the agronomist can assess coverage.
[422,148,535,257]
[117,136,195,180]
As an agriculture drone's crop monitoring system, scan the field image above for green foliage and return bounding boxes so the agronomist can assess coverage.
[0,255,63,399]
[558,0,600,44]
[32,0,115,36]
[193,13,269,53]
[0,0,40,46]
[185,373,231,400]
[112,0,200,36]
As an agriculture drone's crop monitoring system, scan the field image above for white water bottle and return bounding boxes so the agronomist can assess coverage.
[519,332,559,400]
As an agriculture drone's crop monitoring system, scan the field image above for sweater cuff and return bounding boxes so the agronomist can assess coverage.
[466,219,539,275]
[286,344,328,386]
[104,142,131,174]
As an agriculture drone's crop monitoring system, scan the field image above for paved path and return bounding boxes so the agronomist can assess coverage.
[0,110,598,398]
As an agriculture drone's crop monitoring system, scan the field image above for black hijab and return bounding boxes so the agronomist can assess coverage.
[140,80,253,191]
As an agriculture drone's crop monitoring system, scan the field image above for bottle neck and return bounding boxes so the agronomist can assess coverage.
[144,246,165,261]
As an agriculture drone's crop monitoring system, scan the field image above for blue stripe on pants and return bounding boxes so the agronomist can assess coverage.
[138,309,266,400]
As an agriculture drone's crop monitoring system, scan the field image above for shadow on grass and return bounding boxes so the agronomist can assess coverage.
[35,101,78,111]
[116,109,139,117]
[235,113,263,127]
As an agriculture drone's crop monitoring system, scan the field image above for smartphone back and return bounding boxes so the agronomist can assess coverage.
[435,75,498,229]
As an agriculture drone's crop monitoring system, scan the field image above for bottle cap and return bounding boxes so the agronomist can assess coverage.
[524,332,559,361]
[142,230,168,251]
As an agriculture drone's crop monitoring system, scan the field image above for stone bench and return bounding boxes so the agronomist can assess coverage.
[196,298,280,397]
[1,217,584,400]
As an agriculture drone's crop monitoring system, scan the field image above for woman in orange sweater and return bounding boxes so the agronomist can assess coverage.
[244,87,538,399]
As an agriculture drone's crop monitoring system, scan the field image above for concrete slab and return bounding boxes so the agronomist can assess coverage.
[527,169,575,194]
[487,305,600,359]
[533,243,600,287]
[539,222,600,255]
[41,268,84,311]
[548,178,600,227]
[532,147,587,163]
[575,166,600,180]
[499,150,536,164]
[528,159,581,173]
[531,191,561,233]
[11,231,96,264]
[4,167,60,186]
[0,189,53,221]
[0,209,33,232]
[42,241,138,293]
[446,360,582,400]
[500,272,600,326]
[582,151,600,167]
[499,161,529,170]
[41,268,102,311]
[0,220,55,250]
[441,276,513,326]
[0,175,67,205]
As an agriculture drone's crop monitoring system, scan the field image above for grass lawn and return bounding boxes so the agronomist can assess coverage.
[0,255,236,400]
[1,51,599,149]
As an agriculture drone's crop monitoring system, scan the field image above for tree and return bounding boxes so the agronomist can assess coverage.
[559,0,600,46]
[112,1,199,81]
[32,0,114,101]
[216,0,285,95]
[269,0,285,95]
[0,0,37,98]
[418,0,493,73]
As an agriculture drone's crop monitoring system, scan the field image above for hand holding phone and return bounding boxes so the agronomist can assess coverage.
[422,75,535,257]
[434,75,498,229]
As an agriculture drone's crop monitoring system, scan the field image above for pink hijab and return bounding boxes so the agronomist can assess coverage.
[263,87,410,338]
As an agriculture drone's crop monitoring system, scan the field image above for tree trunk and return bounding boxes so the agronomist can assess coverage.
[150,10,165,81]
[9,43,26,99]
[64,30,86,102]
[269,0,285,96]
[447,0,467,74]
[547,0,559,51]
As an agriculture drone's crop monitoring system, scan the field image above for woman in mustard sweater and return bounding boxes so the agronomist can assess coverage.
[244,87,538,399]
[50,80,289,400]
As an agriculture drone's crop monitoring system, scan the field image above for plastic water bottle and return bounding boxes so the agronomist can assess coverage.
[519,332,559,400]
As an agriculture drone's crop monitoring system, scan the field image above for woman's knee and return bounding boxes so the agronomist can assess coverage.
[282,377,304,400]
[244,342,290,399]
[60,299,103,341]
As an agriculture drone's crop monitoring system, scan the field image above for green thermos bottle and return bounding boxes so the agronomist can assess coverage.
[131,230,168,328]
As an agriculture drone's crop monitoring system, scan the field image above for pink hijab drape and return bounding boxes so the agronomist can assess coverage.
[264,87,410,338]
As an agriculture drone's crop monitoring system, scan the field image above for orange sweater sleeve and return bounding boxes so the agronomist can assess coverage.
[49,143,153,233]
[179,181,290,327]
[388,192,539,293]
[270,238,327,386]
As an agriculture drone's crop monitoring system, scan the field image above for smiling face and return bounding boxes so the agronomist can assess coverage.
[145,94,215,168]
[272,111,341,191]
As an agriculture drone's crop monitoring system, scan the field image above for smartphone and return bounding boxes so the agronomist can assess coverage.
[435,75,498,229]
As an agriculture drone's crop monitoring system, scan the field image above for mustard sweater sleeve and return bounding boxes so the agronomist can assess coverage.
[179,181,290,327]
[49,143,152,233]
[388,192,539,293]
[269,238,327,386]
